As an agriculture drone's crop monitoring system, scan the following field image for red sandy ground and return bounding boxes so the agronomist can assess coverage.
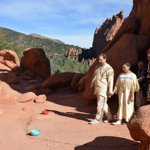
[0,87,138,150]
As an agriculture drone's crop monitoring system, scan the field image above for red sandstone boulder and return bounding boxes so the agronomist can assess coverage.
[71,73,85,90]
[83,63,97,101]
[0,63,11,71]
[21,48,51,79]
[0,70,18,84]
[16,92,37,103]
[0,49,20,70]
[0,50,19,84]
[34,94,46,103]
[42,72,76,89]
[78,76,86,91]
[127,105,150,150]
[0,81,21,105]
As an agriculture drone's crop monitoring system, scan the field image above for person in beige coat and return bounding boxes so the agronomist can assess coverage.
[89,53,114,125]
[112,62,139,125]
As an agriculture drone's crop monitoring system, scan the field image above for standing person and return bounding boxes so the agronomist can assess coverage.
[135,61,147,109]
[89,53,114,125]
[112,63,139,125]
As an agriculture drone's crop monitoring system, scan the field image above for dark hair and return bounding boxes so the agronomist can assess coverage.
[123,62,131,67]
[97,53,107,59]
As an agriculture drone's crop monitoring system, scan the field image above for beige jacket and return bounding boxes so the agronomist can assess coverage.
[92,63,114,98]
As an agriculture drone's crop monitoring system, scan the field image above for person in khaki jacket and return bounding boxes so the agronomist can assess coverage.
[89,53,114,125]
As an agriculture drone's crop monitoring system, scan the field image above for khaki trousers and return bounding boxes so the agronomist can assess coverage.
[95,95,112,121]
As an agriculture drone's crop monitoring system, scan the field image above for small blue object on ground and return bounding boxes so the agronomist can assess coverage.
[29,129,40,136]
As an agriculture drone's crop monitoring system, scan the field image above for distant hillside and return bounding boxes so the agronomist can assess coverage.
[0,27,80,57]
[29,33,64,44]
[0,27,89,74]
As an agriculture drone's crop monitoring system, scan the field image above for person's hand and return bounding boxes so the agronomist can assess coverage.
[112,91,116,95]
[107,92,113,98]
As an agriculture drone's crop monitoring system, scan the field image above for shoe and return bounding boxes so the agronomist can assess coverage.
[103,119,110,123]
[111,120,122,125]
[89,119,99,125]
[103,120,109,123]
[103,117,113,123]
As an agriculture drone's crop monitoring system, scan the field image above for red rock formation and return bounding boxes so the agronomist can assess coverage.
[42,72,76,89]
[71,73,85,90]
[0,71,18,84]
[78,76,86,92]
[0,50,20,84]
[103,0,150,52]
[0,49,20,70]
[92,11,124,54]
[34,94,47,103]
[21,48,51,79]
[127,105,150,150]
[66,47,80,60]
[16,92,37,103]
[0,81,20,105]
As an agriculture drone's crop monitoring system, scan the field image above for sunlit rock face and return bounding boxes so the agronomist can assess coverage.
[0,49,20,84]
[77,11,124,62]
[92,11,124,55]
[0,49,20,70]
[21,48,51,79]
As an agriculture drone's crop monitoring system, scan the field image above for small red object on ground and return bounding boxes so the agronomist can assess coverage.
[41,110,49,115]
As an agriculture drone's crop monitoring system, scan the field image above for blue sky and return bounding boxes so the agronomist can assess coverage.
[0,0,133,48]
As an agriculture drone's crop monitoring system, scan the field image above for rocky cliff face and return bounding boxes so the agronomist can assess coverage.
[92,11,124,55]
[102,0,150,52]
[67,11,124,63]
[82,0,150,101]
[131,0,150,38]
[78,11,124,61]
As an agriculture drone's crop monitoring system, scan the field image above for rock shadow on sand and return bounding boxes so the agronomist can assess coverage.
[74,136,139,150]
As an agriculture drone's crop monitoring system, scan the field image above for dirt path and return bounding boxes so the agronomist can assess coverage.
[0,87,138,150]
